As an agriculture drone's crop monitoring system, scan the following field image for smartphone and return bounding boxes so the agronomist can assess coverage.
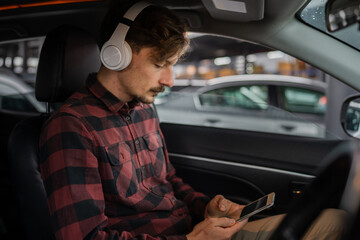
[235,192,275,222]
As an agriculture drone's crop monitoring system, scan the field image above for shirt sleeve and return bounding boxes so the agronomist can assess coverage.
[39,113,187,240]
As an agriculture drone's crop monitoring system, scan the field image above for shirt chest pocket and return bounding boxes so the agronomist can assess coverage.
[143,132,166,177]
[105,143,139,197]
[106,142,132,165]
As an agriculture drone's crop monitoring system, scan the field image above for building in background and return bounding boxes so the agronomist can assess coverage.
[174,34,324,81]
[0,34,325,88]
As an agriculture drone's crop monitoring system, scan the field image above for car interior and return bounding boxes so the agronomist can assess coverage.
[1,0,360,239]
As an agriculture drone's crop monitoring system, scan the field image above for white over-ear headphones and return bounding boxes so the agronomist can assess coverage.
[100,1,151,71]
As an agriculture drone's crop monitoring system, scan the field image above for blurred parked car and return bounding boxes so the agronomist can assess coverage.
[0,68,46,113]
[156,74,328,138]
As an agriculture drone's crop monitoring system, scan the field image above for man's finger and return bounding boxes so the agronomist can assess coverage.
[227,218,248,232]
[219,197,234,213]
[211,217,236,228]
[214,195,229,212]
[219,198,227,211]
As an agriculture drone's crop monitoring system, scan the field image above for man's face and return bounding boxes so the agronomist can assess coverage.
[118,47,179,104]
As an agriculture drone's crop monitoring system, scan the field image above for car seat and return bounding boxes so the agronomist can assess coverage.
[7,24,101,240]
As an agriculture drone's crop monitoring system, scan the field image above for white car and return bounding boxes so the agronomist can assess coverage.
[156,74,329,138]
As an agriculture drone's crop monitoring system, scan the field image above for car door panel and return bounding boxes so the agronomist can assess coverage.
[161,123,342,215]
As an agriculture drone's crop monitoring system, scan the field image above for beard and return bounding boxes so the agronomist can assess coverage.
[135,86,165,104]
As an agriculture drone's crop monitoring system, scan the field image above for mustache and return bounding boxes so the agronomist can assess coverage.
[150,86,165,93]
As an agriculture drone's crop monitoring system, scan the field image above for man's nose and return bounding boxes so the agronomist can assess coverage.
[159,66,174,87]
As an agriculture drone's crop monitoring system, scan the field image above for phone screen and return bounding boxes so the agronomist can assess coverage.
[236,192,275,222]
[240,196,267,217]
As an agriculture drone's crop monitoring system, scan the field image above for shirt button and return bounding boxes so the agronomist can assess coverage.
[135,140,140,145]
[125,116,131,121]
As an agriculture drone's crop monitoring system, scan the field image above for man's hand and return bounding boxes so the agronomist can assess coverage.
[205,195,245,220]
[186,217,247,240]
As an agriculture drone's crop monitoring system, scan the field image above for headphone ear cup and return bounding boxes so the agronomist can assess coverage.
[100,42,121,70]
[101,1,151,71]
[100,41,132,71]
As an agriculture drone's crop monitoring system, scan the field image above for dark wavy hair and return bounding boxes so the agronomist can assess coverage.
[100,0,189,63]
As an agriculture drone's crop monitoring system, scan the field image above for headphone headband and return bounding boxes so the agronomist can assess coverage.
[100,1,151,71]
[124,1,151,21]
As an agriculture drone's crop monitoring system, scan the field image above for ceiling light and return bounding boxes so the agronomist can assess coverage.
[214,57,231,65]
[267,51,284,59]
[212,0,247,13]
[246,54,257,62]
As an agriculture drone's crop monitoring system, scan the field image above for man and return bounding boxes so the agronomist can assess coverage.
[39,0,345,239]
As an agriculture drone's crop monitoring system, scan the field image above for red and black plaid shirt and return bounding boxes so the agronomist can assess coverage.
[39,74,210,240]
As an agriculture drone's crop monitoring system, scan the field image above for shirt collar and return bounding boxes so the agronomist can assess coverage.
[86,73,141,113]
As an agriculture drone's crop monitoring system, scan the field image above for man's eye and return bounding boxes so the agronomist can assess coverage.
[155,64,164,68]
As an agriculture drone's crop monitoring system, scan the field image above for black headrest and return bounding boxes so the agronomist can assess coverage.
[35,25,101,102]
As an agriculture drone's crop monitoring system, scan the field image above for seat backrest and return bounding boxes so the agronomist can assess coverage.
[8,115,52,239]
[7,25,101,240]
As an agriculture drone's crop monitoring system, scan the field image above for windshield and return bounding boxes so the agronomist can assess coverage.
[300,0,360,51]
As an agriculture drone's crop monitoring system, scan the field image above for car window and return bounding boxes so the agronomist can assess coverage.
[280,86,326,115]
[198,85,268,110]
[0,38,44,113]
[0,83,37,112]
[156,34,335,139]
